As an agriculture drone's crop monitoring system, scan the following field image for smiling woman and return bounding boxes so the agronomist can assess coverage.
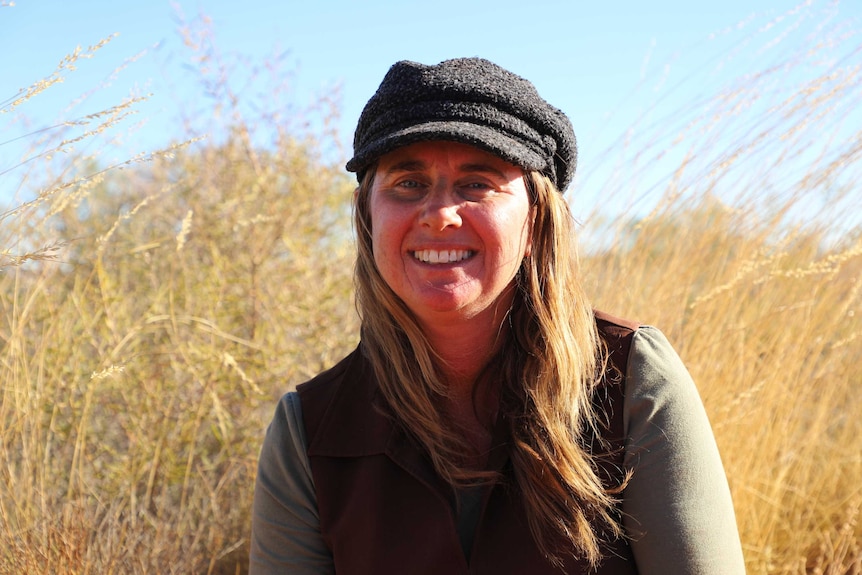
[250,57,746,574]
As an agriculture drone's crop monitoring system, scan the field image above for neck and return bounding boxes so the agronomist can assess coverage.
[418,304,510,394]
[424,318,504,458]
[408,288,516,454]
[417,286,514,397]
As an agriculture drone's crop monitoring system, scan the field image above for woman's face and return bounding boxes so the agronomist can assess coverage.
[369,140,534,328]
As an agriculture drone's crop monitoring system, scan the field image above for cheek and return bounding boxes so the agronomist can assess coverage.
[369,214,402,276]
[493,210,533,259]
[370,223,386,267]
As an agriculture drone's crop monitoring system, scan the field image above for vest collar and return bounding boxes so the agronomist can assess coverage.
[304,344,511,498]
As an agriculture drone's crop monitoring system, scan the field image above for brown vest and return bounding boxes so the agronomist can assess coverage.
[297,311,640,574]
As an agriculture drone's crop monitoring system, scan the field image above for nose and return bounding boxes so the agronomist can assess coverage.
[418,188,462,231]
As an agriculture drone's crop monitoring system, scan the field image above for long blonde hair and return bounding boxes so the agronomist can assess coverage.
[353,169,623,567]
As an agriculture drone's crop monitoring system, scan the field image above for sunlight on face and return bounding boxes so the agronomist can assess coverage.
[369,141,533,328]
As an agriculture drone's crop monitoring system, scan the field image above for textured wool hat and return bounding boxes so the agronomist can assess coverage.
[346,57,577,192]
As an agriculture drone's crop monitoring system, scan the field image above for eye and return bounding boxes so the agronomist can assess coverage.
[384,177,428,201]
[458,180,495,200]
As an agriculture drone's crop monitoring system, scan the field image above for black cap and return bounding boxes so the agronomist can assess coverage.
[346,58,577,192]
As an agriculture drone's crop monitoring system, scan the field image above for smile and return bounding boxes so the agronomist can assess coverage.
[413,249,474,264]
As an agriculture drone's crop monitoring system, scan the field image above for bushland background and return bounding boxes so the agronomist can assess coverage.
[1,3,860,574]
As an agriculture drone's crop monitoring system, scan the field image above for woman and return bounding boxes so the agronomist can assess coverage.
[250,57,746,574]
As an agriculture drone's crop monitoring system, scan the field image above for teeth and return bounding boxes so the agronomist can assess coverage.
[414,249,472,264]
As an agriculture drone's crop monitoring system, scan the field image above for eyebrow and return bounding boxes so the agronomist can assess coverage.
[459,163,508,179]
[383,160,509,180]
[383,160,427,175]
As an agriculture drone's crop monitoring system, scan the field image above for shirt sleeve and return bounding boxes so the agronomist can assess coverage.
[622,326,746,574]
[249,391,335,575]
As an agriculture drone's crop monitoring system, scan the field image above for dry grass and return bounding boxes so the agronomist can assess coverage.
[1,3,861,574]
[581,5,862,572]
[1,13,356,574]
[586,200,862,573]
[0,134,356,573]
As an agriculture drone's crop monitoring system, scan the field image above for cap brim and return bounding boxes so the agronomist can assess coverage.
[346,121,548,177]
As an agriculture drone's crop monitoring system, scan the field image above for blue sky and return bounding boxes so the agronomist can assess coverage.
[2,0,860,216]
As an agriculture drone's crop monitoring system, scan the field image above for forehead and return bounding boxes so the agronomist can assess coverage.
[375,141,523,176]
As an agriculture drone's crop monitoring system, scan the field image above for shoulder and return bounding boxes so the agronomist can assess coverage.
[259,390,308,472]
[295,347,364,440]
[610,318,695,404]
[627,325,690,388]
[622,324,705,445]
[594,309,641,337]
[294,344,391,457]
[593,309,642,374]
[296,347,361,398]
[592,311,694,411]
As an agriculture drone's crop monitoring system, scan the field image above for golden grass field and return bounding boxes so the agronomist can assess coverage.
[1,6,860,574]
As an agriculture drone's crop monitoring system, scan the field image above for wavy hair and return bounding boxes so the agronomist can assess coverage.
[353,169,624,567]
